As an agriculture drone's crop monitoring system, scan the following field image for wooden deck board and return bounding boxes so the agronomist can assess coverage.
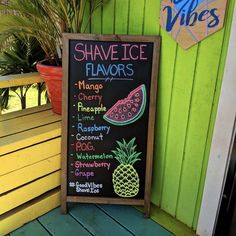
[38,208,92,236]
[10,220,50,236]
[99,204,174,236]
[70,203,132,236]
[9,204,175,236]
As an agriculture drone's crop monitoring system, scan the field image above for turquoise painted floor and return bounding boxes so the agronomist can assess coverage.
[10,204,174,236]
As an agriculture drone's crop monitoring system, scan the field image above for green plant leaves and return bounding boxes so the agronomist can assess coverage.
[0,35,45,110]
[0,0,106,64]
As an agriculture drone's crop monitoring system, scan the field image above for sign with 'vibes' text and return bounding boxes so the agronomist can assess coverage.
[160,0,228,49]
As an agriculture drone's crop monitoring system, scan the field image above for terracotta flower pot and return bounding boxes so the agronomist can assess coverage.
[36,60,62,114]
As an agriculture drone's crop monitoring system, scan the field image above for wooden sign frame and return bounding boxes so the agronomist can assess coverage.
[61,34,160,217]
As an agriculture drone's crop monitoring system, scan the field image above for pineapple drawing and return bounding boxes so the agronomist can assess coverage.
[111,138,141,197]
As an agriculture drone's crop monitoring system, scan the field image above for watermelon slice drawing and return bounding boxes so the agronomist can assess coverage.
[103,84,146,126]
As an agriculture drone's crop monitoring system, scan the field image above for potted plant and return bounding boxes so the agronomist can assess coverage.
[0,0,104,114]
[0,34,46,111]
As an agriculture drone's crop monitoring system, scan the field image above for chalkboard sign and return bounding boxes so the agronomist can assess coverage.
[61,34,160,216]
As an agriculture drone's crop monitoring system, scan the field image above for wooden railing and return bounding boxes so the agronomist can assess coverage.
[0,72,45,113]
[0,72,43,89]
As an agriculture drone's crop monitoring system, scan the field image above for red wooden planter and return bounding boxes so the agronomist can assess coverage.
[36,61,62,114]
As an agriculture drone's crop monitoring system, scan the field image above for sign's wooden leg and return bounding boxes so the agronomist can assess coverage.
[61,202,68,214]
[144,201,150,218]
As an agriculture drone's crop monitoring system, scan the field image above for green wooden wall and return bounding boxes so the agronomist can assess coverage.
[90,0,236,230]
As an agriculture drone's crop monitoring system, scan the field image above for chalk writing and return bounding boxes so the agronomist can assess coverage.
[76,133,104,141]
[77,102,106,114]
[65,37,157,199]
[78,93,103,105]
[75,169,94,179]
[75,181,103,193]
[75,153,113,160]
[75,161,111,170]
[77,80,103,93]
[78,114,95,121]
[85,63,134,78]
[74,43,148,61]
[77,123,110,134]
[75,141,95,151]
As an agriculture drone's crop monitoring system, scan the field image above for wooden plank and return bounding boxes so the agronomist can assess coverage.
[67,196,144,206]
[0,188,60,236]
[149,204,197,236]
[98,204,174,236]
[114,0,129,34]
[0,72,43,89]
[0,104,51,122]
[0,171,60,214]
[196,1,236,235]
[0,154,60,194]
[144,38,160,216]
[91,0,102,33]
[61,33,69,214]
[175,31,226,227]
[102,0,115,34]
[0,109,61,138]
[137,0,161,212]
[160,45,198,216]
[38,208,91,236]
[10,219,50,236]
[128,0,145,34]
[143,0,160,35]
[151,29,177,206]
[0,121,61,155]
[70,204,132,236]
[0,138,61,175]
[80,0,90,33]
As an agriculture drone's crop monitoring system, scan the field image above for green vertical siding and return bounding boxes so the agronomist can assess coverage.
[102,0,115,34]
[91,3,102,33]
[160,44,198,219]
[114,0,129,34]
[91,0,236,230]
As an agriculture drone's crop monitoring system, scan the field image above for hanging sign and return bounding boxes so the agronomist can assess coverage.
[61,34,160,216]
[160,0,228,49]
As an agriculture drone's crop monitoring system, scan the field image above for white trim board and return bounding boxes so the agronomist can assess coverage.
[197,4,236,236]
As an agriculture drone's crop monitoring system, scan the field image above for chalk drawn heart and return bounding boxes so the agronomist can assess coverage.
[174,0,205,12]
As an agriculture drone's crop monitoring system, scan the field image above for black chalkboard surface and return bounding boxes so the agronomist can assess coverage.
[61,34,160,217]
